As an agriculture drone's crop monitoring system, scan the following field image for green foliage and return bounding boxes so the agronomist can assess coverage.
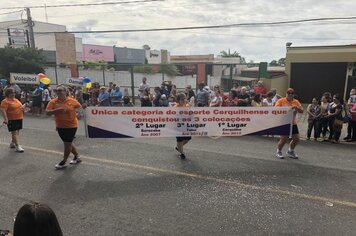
[142,44,151,50]
[77,60,108,70]
[159,63,180,76]
[133,64,153,74]
[269,60,279,66]
[220,49,241,58]
[269,58,285,66]
[0,46,46,78]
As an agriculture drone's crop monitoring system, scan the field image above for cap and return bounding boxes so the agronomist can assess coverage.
[100,86,106,90]
[286,88,294,93]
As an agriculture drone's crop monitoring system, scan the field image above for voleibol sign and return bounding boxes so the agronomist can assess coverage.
[10,73,39,84]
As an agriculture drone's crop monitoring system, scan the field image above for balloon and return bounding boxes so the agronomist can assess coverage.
[1,79,7,86]
[39,82,45,88]
[86,82,92,89]
[83,77,91,83]
[40,77,51,85]
[38,73,46,78]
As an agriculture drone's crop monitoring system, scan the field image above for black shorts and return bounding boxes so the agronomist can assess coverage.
[176,136,192,142]
[83,94,90,101]
[32,99,42,108]
[291,125,299,135]
[57,128,77,142]
[7,119,23,132]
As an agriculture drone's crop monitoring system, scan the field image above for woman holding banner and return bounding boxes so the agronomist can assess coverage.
[275,88,303,159]
[46,86,84,170]
[174,93,191,159]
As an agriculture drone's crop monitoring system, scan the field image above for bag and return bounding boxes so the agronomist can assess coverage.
[333,119,343,131]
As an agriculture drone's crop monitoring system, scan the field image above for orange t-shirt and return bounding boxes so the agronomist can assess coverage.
[174,103,190,107]
[47,97,81,128]
[275,97,302,125]
[0,98,23,120]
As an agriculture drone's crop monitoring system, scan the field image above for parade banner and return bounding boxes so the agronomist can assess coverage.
[65,78,84,87]
[85,107,293,138]
[10,73,39,84]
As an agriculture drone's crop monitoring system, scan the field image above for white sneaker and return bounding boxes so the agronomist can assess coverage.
[9,142,16,148]
[286,150,299,159]
[55,161,67,170]
[70,157,82,165]
[275,151,284,159]
[15,145,24,153]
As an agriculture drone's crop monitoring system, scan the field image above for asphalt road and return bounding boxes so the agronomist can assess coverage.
[0,115,355,236]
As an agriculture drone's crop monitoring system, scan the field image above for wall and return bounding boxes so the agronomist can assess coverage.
[82,44,114,62]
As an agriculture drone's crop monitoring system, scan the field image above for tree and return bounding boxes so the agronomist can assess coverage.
[278,58,286,66]
[269,60,279,66]
[133,64,152,74]
[0,47,46,78]
[77,60,109,70]
[142,44,151,50]
[269,58,286,66]
[159,63,180,76]
[220,49,241,58]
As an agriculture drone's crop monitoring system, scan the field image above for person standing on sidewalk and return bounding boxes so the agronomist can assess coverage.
[46,86,84,170]
[275,88,304,159]
[0,88,25,152]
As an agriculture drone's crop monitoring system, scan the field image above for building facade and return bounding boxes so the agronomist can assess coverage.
[286,44,356,103]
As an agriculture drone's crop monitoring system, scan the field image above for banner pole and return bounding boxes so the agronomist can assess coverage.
[289,108,293,139]
[83,107,88,138]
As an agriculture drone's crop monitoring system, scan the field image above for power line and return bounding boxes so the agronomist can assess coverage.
[0,0,164,10]
[34,16,356,34]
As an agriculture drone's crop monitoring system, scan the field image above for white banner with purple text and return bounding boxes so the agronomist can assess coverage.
[85,107,293,138]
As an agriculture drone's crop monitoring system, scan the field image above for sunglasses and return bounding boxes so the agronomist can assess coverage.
[56,89,65,92]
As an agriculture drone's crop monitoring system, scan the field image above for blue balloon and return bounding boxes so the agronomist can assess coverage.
[83,77,91,83]
[1,79,7,86]
[39,82,45,88]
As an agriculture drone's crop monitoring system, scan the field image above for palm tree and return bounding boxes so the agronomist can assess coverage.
[220,49,241,58]
[159,63,180,81]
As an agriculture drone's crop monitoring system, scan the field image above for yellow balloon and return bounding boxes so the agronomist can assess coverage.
[40,77,51,85]
[86,82,92,88]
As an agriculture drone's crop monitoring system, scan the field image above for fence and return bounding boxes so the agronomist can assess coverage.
[44,66,221,97]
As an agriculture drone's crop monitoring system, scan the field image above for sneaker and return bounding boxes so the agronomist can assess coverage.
[275,152,284,159]
[55,160,67,170]
[9,142,16,148]
[179,153,186,160]
[70,156,82,165]
[306,137,310,140]
[343,136,351,140]
[15,146,24,153]
[286,150,298,159]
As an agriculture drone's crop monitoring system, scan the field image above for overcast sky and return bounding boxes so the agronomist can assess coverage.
[1,0,356,62]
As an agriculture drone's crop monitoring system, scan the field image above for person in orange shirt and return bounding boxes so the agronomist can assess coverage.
[46,86,84,169]
[174,93,191,159]
[275,88,304,159]
[0,88,25,152]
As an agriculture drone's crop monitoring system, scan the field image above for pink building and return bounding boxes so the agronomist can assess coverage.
[82,44,114,62]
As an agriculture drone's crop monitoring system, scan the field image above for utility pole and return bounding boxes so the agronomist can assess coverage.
[26,7,35,48]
